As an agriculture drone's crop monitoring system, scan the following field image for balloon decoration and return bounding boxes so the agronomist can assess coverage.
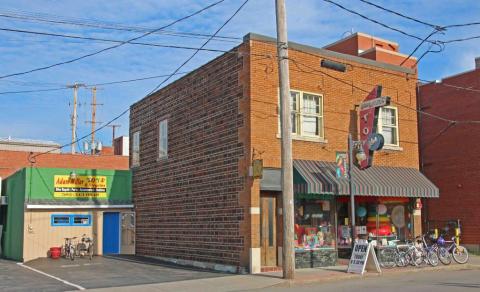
[356,206,367,217]
[377,204,387,215]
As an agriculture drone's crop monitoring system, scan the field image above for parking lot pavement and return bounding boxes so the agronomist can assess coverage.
[0,258,72,292]
[24,255,226,290]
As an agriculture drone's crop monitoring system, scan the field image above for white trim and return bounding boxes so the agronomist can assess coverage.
[359,47,417,59]
[17,263,85,290]
[250,207,260,215]
[250,247,261,274]
[377,106,400,147]
[26,204,134,209]
[323,32,399,50]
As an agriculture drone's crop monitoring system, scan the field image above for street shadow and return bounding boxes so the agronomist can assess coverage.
[436,282,480,289]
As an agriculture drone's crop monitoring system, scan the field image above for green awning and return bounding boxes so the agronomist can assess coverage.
[293,160,439,198]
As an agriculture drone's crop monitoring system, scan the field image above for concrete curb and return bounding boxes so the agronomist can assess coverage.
[274,263,480,287]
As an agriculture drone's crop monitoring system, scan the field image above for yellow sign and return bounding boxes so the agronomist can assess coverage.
[54,175,107,198]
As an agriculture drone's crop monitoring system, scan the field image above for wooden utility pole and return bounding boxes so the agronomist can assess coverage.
[107,124,121,146]
[275,0,295,280]
[85,87,103,154]
[67,83,84,154]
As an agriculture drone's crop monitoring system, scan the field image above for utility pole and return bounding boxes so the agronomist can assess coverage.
[275,0,295,280]
[85,87,103,154]
[107,124,121,146]
[347,133,356,248]
[67,83,85,154]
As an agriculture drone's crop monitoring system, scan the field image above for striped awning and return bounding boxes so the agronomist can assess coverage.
[293,160,439,198]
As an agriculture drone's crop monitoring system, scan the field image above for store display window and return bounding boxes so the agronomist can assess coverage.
[294,198,335,250]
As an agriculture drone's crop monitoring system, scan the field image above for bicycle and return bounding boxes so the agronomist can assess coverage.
[377,240,409,269]
[76,234,94,260]
[63,237,77,261]
[436,235,469,264]
[416,234,439,267]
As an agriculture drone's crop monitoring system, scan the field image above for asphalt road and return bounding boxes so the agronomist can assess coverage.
[263,269,480,291]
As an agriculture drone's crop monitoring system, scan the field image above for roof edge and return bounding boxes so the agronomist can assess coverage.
[244,33,415,75]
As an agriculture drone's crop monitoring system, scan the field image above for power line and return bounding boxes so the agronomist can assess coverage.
[321,0,431,43]
[0,87,68,95]
[147,0,250,95]
[0,0,226,80]
[359,0,440,29]
[0,27,236,53]
[0,10,242,43]
[30,0,249,160]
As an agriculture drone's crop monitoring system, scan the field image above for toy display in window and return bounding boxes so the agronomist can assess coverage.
[366,204,393,236]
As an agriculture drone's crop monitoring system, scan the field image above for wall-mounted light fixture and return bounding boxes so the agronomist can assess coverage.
[321,59,347,72]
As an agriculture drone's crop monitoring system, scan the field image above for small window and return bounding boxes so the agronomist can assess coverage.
[51,215,70,226]
[158,119,168,159]
[378,106,399,146]
[131,131,140,167]
[72,215,91,226]
[282,90,324,139]
[51,214,91,227]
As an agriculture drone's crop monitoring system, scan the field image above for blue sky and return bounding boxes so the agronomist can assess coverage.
[0,0,478,150]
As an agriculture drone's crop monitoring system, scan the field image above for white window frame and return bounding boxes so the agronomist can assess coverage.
[287,90,324,139]
[158,119,168,159]
[131,130,140,168]
[377,106,399,147]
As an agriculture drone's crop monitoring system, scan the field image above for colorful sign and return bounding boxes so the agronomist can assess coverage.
[336,152,348,179]
[358,86,390,169]
[54,175,107,198]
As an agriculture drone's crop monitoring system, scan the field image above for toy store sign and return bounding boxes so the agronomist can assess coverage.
[54,175,107,198]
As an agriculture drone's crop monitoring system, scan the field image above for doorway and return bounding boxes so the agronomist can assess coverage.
[103,212,120,254]
[260,194,278,267]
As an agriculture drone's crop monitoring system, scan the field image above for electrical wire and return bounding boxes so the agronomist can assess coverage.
[0,27,237,53]
[0,0,226,80]
[30,0,249,160]
[147,0,250,95]
[0,10,242,43]
[321,0,432,43]
[399,28,445,66]
[359,0,440,29]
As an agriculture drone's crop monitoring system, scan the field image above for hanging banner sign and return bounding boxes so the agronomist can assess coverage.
[335,151,349,179]
[347,240,382,275]
[54,175,107,198]
[358,86,390,169]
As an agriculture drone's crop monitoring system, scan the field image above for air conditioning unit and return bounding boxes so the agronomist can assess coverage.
[1,196,8,205]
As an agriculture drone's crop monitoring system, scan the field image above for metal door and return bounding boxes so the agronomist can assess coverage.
[103,212,120,254]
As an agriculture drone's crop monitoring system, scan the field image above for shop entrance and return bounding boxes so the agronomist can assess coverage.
[103,212,120,254]
[260,194,277,267]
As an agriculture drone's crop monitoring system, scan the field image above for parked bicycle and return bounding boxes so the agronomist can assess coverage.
[416,234,439,267]
[76,234,94,260]
[63,237,77,261]
[435,234,469,264]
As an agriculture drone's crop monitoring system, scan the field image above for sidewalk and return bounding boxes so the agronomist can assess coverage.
[87,255,480,291]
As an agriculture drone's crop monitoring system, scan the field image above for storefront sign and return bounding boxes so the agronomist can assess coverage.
[347,240,381,274]
[54,175,107,198]
[358,86,390,169]
[335,152,348,179]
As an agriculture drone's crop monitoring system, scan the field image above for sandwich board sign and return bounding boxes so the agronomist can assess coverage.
[347,239,382,275]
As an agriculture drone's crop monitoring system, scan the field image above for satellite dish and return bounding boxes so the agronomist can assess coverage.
[391,206,405,228]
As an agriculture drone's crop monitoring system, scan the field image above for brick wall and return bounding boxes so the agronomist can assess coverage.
[130,45,249,270]
[419,68,480,245]
[0,150,128,178]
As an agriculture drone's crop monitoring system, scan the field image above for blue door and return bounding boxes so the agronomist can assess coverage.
[103,212,120,254]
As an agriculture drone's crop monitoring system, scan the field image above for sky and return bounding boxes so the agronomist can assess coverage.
[0,0,478,151]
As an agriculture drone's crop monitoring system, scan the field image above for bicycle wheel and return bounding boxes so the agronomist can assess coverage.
[69,246,75,261]
[379,248,396,268]
[395,251,408,267]
[427,251,439,266]
[437,247,452,265]
[452,246,469,264]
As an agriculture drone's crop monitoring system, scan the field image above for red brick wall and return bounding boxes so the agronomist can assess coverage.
[0,150,128,178]
[419,69,480,245]
[130,45,248,270]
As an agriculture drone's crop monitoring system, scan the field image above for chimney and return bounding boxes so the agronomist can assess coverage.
[476,57,480,69]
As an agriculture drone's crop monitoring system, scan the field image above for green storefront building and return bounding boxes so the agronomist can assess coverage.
[1,167,134,262]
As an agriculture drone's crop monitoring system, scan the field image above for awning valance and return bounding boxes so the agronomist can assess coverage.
[293,160,439,198]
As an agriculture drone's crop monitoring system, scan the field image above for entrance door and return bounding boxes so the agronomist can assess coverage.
[260,194,277,266]
[120,212,135,254]
[103,212,120,254]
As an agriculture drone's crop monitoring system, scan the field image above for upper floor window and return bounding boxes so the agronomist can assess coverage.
[289,90,324,138]
[131,131,140,167]
[378,106,399,146]
[158,119,168,159]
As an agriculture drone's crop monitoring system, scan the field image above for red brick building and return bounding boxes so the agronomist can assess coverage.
[419,58,480,252]
[0,147,128,179]
[130,32,437,273]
